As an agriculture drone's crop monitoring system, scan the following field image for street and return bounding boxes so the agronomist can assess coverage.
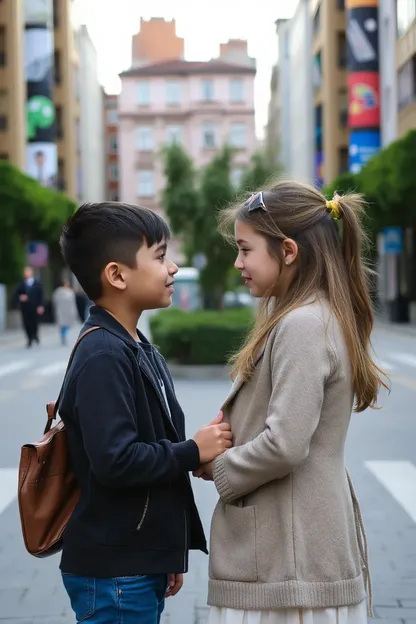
[0,322,415,623]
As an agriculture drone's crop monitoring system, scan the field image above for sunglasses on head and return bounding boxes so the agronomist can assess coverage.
[244,191,267,213]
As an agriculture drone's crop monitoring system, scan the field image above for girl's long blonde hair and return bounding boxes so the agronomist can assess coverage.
[219,179,388,413]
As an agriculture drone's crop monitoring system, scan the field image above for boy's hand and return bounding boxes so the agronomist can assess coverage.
[193,411,232,464]
[193,461,214,481]
[166,573,183,597]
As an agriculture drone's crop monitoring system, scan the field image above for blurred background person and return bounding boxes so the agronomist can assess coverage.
[52,279,78,346]
[14,266,44,348]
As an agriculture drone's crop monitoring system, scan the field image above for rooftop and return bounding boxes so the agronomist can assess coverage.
[120,58,256,78]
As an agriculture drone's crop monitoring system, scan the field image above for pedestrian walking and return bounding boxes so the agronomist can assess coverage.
[57,202,232,623]
[195,181,389,623]
[14,266,44,348]
[52,280,78,345]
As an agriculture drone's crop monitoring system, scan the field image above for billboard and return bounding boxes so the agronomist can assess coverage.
[347,7,379,72]
[24,0,57,188]
[348,71,380,128]
[349,130,380,173]
[315,151,324,189]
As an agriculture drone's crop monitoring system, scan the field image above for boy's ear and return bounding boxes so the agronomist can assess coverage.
[102,262,127,291]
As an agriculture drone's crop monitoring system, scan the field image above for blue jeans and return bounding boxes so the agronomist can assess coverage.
[60,326,70,344]
[62,573,168,623]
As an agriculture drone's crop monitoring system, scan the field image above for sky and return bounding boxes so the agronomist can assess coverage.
[72,0,297,137]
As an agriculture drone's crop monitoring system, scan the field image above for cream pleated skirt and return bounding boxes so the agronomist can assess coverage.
[207,601,368,624]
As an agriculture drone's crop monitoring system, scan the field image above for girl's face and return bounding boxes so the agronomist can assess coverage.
[234,220,297,299]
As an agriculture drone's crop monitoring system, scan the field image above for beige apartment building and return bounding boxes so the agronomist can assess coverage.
[311,0,349,183]
[0,0,81,199]
[396,3,416,136]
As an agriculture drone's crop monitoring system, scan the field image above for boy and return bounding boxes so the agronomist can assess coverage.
[58,202,233,624]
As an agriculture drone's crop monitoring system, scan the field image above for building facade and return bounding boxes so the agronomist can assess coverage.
[132,17,184,66]
[118,42,257,218]
[104,93,119,201]
[0,0,96,201]
[396,0,416,137]
[77,24,105,203]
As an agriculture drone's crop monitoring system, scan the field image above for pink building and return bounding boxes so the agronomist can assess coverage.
[118,42,257,242]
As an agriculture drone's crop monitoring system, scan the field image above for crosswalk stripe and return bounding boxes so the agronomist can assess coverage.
[365,460,416,524]
[389,353,416,368]
[0,468,18,516]
[35,361,67,377]
[0,361,31,379]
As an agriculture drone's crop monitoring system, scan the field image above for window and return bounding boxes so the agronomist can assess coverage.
[398,54,416,110]
[0,90,7,131]
[339,147,349,174]
[338,89,348,127]
[313,53,322,91]
[137,81,150,106]
[137,126,153,151]
[201,79,214,101]
[53,0,60,28]
[57,158,65,190]
[54,50,61,84]
[107,109,118,125]
[338,32,347,68]
[229,123,246,148]
[166,80,181,104]
[397,0,416,37]
[202,122,216,148]
[231,168,244,188]
[108,163,119,181]
[230,79,244,102]
[109,190,119,201]
[313,6,321,36]
[166,125,182,144]
[0,153,8,160]
[56,106,63,139]
[337,0,345,9]
[137,170,154,197]
[108,134,118,153]
[0,26,6,67]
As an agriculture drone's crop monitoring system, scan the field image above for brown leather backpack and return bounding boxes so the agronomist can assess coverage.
[18,326,100,558]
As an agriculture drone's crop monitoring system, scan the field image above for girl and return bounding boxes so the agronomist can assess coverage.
[195,180,387,624]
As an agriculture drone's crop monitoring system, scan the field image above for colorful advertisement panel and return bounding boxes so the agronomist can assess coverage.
[348,71,380,128]
[349,130,380,173]
[347,6,379,72]
[24,0,57,188]
[315,151,324,189]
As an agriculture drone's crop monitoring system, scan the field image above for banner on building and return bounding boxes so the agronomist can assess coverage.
[349,130,380,173]
[24,0,57,189]
[347,6,379,72]
[315,151,324,189]
[348,71,380,128]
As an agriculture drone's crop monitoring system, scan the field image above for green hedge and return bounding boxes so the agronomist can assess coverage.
[149,308,253,365]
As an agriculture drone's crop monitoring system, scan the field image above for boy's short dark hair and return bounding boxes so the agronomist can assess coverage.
[60,202,171,301]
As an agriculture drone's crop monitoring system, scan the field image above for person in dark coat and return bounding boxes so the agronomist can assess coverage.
[14,266,44,347]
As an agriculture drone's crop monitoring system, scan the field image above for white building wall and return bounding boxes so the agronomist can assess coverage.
[77,25,106,203]
[288,0,314,183]
[379,0,398,147]
[276,19,291,174]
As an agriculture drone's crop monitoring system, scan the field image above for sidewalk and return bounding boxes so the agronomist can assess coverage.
[0,324,59,349]
[374,317,416,339]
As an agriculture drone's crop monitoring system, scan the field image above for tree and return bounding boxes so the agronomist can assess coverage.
[161,143,200,263]
[239,149,280,192]
[197,146,237,308]
[0,161,76,286]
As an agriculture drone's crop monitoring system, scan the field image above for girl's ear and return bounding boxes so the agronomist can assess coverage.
[282,238,298,266]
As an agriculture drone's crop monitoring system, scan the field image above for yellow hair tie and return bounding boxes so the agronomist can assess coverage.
[326,198,341,220]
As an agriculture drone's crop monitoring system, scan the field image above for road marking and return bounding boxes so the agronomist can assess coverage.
[365,460,416,524]
[0,468,18,516]
[35,361,67,377]
[390,353,416,368]
[0,361,31,379]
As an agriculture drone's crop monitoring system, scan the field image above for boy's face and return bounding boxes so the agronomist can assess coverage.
[124,239,178,311]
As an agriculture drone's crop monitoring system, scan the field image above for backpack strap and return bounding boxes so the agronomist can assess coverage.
[44,326,100,434]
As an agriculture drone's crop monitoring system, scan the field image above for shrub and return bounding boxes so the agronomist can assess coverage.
[149,307,253,365]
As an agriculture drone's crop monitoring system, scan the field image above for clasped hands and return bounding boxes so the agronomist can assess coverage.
[192,410,232,482]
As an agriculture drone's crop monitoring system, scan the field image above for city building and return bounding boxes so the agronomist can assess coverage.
[396,0,416,137]
[264,64,281,167]
[76,24,106,203]
[0,0,102,202]
[118,40,257,261]
[311,0,349,185]
[104,93,119,201]
[132,17,184,66]
[272,5,314,183]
